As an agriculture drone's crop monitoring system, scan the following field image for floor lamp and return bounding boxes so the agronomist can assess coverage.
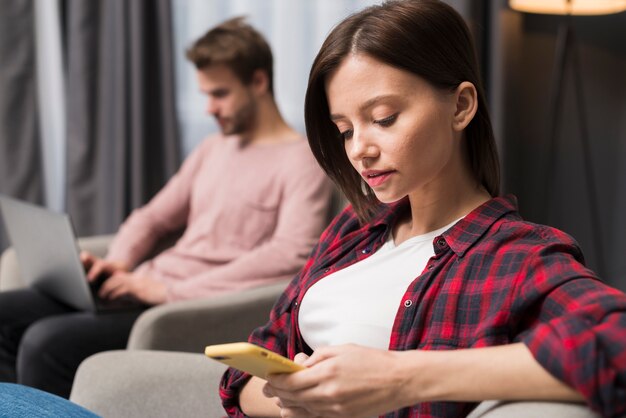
[509,0,626,278]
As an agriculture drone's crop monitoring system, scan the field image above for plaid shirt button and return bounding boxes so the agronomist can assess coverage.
[436,238,447,248]
[404,299,413,308]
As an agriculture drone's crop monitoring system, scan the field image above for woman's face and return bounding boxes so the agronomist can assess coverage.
[325,54,462,204]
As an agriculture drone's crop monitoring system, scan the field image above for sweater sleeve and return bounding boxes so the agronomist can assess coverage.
[105,138,213,268]
[164,151,333,301]
[515,229,626,417]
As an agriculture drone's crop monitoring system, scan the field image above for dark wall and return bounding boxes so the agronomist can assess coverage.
[495,8,626,289]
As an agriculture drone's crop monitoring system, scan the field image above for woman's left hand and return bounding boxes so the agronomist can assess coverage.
[264,344,412,418]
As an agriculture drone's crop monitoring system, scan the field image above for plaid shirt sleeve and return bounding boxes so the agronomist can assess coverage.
[515,226,626,417]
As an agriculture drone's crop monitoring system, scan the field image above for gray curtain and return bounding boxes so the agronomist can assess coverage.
[0,0,44,251]
[65,0,180,237]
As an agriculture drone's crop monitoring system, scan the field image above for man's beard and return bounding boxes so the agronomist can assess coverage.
[220,97,257,136]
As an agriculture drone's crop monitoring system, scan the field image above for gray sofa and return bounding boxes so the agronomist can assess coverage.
[0,239,601,418]
[69,349,599,418]
[70,350,227,418]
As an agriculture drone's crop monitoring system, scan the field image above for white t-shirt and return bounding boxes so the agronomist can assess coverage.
[299,219,460,350]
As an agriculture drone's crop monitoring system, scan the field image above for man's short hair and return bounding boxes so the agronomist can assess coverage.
[186,17,274,95]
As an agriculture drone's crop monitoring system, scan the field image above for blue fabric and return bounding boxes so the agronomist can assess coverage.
[0,383,99,417]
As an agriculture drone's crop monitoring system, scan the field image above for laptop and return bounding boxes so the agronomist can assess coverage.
[0,195,145,313]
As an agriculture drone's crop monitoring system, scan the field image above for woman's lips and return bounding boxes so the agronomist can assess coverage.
[362,170,395,187]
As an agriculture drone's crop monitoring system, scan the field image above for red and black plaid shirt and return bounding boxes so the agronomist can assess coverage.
[220,195,626,417]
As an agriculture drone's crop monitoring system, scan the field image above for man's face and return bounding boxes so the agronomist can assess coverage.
[196,65,258,136]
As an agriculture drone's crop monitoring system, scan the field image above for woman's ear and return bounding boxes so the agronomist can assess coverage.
[452,81,478,132]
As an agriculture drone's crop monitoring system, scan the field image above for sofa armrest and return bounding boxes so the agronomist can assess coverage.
[127,281,289,352]
[0,234,114,291]
[71,351,601,418]
[468,400,599,418]
[0,247,20,291]
[70,350,226,418]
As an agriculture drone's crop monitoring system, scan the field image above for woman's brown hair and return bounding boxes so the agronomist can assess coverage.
[305,0,500,222]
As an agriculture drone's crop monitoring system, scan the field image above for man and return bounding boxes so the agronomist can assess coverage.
[0,17,332,398]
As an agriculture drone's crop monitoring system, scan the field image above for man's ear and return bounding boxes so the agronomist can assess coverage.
[452,81,478,132]
[251,69,269,95]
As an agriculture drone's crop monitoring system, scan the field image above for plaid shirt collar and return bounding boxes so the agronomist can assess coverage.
[368,194,520,256]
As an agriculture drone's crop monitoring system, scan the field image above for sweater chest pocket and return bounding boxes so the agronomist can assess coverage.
[224,193,280,249]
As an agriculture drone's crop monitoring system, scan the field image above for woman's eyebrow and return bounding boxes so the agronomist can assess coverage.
[330,94,397,121]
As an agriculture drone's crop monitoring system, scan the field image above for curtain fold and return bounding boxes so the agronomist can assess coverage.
[0,0,44,251]
[64,0,180,237]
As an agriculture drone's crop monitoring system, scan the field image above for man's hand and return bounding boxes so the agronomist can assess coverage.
[264,344,411,418]
[80,251,130,282]
[98,272,167,305]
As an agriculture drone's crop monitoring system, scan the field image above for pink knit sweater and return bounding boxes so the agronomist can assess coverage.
[106,134,333,302]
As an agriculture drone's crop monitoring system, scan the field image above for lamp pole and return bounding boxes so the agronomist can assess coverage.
[543,10,605,277]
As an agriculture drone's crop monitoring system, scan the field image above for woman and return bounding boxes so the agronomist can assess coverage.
[221,1,626,417]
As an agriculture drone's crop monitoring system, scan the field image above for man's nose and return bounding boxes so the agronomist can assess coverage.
[206,99,219,115]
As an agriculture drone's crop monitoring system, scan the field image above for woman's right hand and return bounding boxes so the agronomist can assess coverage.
[265,344,410,418]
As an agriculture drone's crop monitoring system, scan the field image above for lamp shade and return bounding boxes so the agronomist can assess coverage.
[509,0,626,15]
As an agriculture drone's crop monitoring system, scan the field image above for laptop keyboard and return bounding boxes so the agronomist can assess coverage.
[89,276,148,312]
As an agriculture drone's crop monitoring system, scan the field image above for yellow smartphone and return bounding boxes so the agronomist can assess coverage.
[204,342,305,379]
